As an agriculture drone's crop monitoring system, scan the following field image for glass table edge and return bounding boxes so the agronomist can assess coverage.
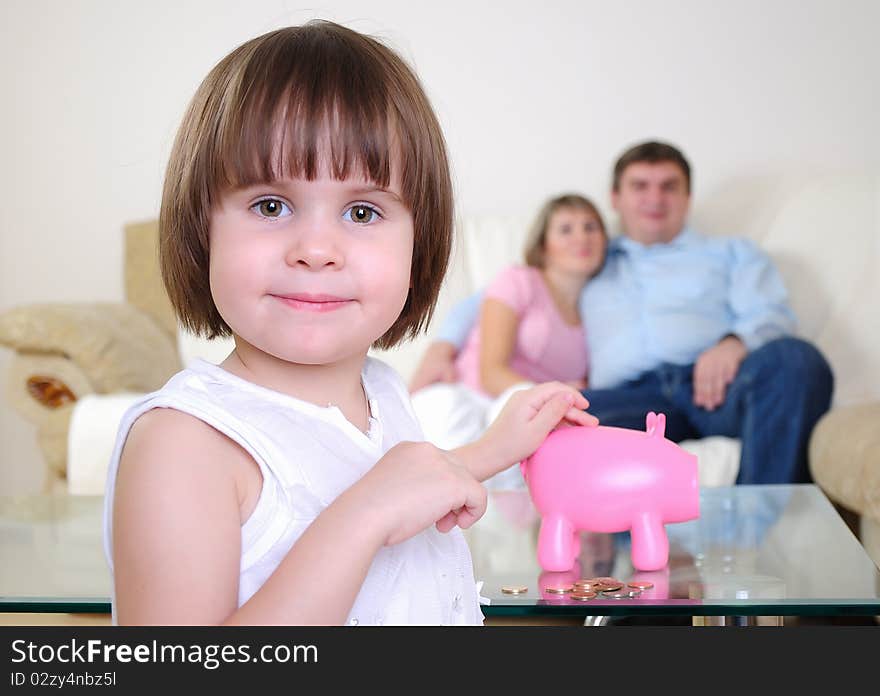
[481,600,880,617]
[2,598,879,617]
[0,599,111,614]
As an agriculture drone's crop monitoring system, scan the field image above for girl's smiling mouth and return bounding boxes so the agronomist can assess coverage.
[271,293,355,312]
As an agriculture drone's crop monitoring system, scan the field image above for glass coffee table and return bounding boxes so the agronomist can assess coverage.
[1,485,878,624]
[465,484,880,624]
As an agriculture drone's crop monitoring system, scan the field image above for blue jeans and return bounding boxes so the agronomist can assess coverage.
[581,338,834,484]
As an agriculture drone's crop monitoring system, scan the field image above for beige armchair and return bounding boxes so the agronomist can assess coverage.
[0,221,181,484]
[809,404,880,568]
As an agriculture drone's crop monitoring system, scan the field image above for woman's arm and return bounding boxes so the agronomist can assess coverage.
[408,340,457,393]
[479,298,533,397]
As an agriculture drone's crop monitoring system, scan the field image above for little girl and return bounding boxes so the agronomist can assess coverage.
[104,21,596,626]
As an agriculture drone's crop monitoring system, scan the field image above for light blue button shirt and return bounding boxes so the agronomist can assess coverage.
[582,228,796,388]
[437,228,797,390]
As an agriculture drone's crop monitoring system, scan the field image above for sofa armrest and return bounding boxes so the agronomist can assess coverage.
[1,303,182,483]
[809,403,880,524]
[0,302,181,395]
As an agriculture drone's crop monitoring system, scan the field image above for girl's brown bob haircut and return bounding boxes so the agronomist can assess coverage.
[159,21,453,349]
[523,194,607,273]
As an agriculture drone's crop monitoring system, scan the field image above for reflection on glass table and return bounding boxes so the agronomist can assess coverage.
[0,495,110,612]
[0,485,878,620]
[464,485,880,617]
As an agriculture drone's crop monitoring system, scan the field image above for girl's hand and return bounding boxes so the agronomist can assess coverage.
[477,382,598,477]
[490,381,598,449]
[354,441,487,546]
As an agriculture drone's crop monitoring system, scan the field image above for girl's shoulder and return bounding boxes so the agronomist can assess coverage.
[111,361,264,499]
[120,389,257,488]
[362,355,410,405]
[114,404,256,536]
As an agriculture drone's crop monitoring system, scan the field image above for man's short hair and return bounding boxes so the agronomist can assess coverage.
[612,141,691,193]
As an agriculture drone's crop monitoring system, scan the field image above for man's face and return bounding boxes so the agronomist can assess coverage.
[611,161,691,245]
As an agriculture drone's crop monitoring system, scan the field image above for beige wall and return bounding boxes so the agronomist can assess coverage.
[2,0,879,493]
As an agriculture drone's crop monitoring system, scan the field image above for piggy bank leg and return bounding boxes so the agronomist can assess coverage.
[537,515,579,571]
[629,513,669,571]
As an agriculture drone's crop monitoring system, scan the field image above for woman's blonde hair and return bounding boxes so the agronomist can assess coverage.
[523,194,607,271]
[159,22,453,349]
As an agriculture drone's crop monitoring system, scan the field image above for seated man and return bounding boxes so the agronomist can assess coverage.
[411,141,833,484]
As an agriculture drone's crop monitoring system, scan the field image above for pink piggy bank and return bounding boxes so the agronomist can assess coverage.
[521,412,699,572]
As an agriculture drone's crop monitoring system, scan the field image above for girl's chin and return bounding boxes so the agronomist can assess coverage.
[254,340,376,366]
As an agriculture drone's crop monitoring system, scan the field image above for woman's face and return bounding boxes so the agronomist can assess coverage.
[542,206,606,278]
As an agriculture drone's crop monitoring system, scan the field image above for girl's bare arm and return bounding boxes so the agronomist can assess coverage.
[113,408,385,625]
[113,410,486,625]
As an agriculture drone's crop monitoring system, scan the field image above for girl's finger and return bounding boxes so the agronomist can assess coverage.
[564,408,599,427]
[571,391,590,409]
[435,511,457,533]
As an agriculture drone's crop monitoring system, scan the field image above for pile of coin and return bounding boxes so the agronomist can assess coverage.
[502,577,653,600]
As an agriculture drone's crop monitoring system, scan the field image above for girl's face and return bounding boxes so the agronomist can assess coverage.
[208,163,414,366]
[542,206,606,278]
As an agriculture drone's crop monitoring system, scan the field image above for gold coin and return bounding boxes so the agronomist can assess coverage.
[574,580,597,590]
[601,589,628,599]
[544,585,574,594]
[501,585,528,595]
[570,590,597,601]
[594,582,623,592]
[628,581,654,590]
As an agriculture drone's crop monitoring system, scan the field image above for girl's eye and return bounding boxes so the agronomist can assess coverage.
[252,198,291,218]
[347,205,378,224]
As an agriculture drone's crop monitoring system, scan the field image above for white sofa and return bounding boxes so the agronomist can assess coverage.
[64,173,879,500]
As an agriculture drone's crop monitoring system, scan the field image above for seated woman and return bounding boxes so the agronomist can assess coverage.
[411,194,607,486]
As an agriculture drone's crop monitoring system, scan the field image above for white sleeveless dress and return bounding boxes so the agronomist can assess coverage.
[102,357,483,625]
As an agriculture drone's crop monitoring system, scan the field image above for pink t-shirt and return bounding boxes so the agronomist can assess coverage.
[454,265,589,394]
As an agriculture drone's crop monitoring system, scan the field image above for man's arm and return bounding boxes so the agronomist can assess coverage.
[693,240,797,410]
[727,239,797,350]
[408,291,484,393]
[435,291,484,347]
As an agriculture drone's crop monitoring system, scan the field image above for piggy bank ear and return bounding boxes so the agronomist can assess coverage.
[646,412,667,439]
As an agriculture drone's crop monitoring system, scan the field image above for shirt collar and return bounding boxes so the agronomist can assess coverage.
[610,226,696,255]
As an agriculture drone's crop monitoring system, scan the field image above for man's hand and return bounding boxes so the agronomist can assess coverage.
[409,341,458,393]
[693,335,748,410]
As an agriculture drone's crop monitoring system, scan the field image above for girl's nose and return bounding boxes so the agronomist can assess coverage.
[285,218,344,270]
